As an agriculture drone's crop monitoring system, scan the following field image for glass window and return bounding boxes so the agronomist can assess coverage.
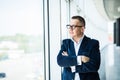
[0,0,44,80]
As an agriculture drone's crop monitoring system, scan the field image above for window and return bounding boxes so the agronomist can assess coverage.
[0,0,44,80]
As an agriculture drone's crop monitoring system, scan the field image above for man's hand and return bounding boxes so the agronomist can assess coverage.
[81,56,90,63]
[62,51,68,56]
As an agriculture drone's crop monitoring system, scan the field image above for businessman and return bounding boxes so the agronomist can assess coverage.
[57,15,101,80]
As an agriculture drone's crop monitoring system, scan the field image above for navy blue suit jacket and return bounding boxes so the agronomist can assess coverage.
[57,36,101,80]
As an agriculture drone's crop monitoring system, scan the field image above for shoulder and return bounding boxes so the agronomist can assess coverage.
[85,36,99,43]
[91,39,99,44]
[62,38,72,42]
[89,39,100,48]
[85,38,100,50]
[91,39,99,43]
[62,39,72,45]
[63,39,71,41]
[84,36,99,47]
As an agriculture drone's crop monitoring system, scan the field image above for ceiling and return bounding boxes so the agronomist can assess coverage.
[93,0,120,21]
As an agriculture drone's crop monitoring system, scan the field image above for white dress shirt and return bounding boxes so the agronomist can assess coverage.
[71,35,84,80]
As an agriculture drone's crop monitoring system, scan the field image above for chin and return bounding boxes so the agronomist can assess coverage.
[70,35,75,38]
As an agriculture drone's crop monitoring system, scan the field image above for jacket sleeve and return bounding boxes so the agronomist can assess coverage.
[57,40,78,67]
[76,40,101,73]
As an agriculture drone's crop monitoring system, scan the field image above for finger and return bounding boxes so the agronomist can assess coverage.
[63,51,68,56]
[62,53,65,56]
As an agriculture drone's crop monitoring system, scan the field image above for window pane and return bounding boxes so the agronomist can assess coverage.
[0,0,44,80]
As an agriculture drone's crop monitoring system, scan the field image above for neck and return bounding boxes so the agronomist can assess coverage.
[73,34,83,43]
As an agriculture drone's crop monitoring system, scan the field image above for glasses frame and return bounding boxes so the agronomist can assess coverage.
[66,24,83,29]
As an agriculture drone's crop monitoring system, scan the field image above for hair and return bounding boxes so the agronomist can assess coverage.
[71,15,86,27]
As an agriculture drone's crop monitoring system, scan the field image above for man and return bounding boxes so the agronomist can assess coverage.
[57,15,101,80]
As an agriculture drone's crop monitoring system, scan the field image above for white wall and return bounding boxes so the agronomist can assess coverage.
[84,0,108,49]
[69,0,108,49]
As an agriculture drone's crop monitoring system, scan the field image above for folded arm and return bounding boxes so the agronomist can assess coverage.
[57,40,100,73]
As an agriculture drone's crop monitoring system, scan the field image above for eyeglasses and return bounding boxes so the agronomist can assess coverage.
[66,24,82,29]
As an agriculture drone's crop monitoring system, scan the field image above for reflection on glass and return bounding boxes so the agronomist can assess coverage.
[0,0,44,80]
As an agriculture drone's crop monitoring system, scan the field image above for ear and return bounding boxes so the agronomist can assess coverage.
[81,27,85,32]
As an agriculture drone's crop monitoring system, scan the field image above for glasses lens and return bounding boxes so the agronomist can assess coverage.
[66,25,75,29]
[66,24,83,29]
[66,25,70,29]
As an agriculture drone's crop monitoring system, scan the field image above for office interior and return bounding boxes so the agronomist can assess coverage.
[0,0,120,80]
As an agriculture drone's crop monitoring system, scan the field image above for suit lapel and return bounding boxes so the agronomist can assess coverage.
[78,36,90,55]
[68,40,76,56]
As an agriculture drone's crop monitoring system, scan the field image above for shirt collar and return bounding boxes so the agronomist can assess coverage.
[71,35,84,44]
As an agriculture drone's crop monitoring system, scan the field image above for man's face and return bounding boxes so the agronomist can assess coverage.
[68,19,84,38]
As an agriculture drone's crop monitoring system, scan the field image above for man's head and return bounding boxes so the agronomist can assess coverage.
[66,15,86,38]
[71,15,85,27]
